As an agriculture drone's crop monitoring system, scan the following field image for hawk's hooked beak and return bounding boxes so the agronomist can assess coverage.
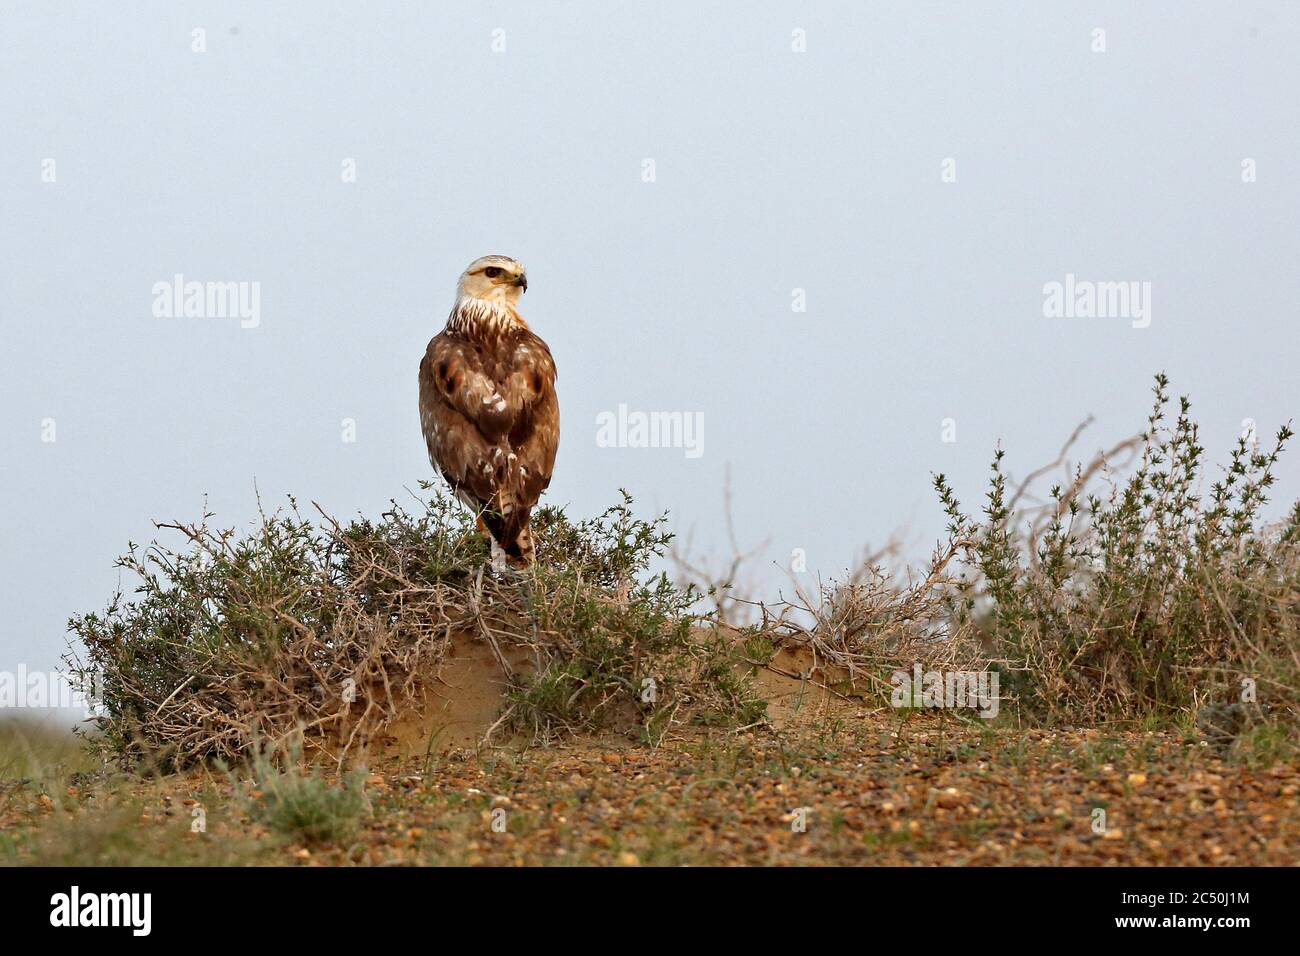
[515,274,528,293]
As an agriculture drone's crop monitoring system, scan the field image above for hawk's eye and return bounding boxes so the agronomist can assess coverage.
[484,267,502,279]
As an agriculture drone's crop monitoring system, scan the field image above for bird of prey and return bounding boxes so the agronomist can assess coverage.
[418,255,559,569]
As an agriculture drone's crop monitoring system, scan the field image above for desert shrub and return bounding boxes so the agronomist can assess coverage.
[771,374,1299,752]
[67,490,762,768]
[936,374,1298,736]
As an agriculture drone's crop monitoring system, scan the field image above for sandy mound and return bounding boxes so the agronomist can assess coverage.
[366,633,872,759]
[370,632,537,757]
[752,644,878,731]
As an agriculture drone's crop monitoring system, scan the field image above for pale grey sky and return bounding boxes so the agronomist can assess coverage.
[3,2,1298,700]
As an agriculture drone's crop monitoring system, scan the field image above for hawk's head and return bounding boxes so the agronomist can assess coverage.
[457,255,528,305]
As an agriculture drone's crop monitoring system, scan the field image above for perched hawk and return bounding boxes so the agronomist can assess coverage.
[418,255,559,569]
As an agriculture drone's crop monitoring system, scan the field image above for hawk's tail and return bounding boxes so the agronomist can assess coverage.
[473,448,536,569]
[479,511,534,569]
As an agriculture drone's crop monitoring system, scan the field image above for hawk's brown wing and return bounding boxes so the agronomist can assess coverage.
[418,327,559,539]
